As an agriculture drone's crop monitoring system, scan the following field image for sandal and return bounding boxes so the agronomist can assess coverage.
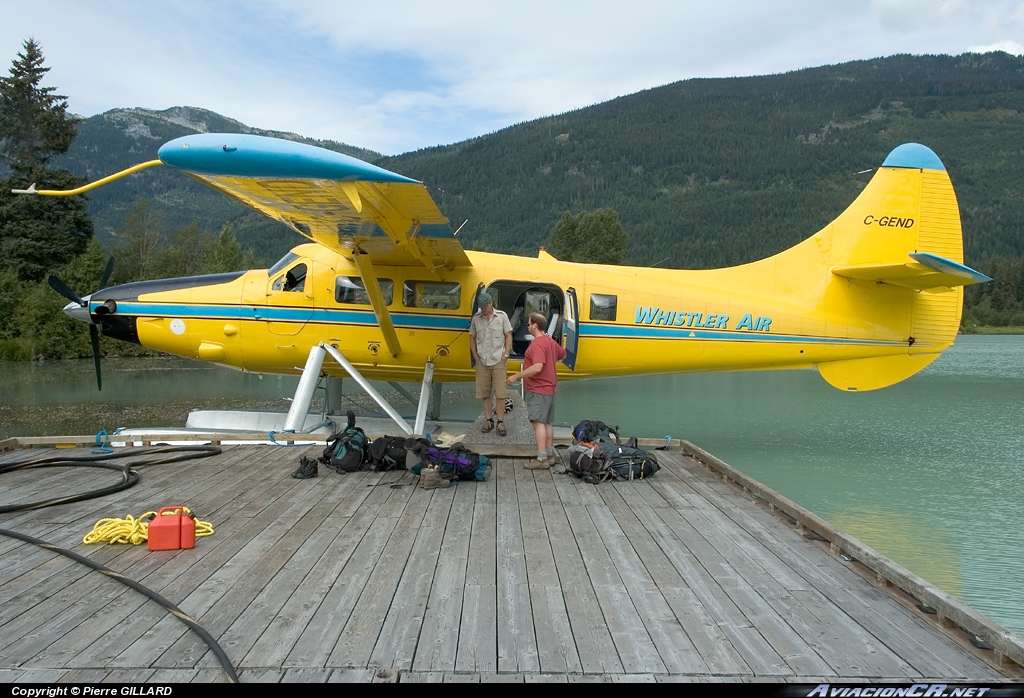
[481,418,494,433]
[496,421,507,437]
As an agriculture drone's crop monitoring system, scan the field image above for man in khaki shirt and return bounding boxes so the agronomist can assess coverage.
[469,292,512,436]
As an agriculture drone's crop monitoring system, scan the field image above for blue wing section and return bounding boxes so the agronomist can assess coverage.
[157,133,470,269]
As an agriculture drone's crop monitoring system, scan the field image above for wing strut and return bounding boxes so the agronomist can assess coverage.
[352,251,402,357]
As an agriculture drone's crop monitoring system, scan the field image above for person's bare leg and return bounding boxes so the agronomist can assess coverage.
[533,420,546,458]
[543,423,555,455]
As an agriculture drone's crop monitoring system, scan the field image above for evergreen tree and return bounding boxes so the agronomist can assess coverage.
[110,198,164,282]
[207,223,252,273]
[0,39,77,175]
[549,208,628,264]
[0,39,91,282]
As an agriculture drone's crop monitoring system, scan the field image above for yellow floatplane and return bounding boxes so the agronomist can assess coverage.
[27,135,989,434]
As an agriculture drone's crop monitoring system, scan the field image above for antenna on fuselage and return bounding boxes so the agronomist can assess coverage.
[454,220,468,236]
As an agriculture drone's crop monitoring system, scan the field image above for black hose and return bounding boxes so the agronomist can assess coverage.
[0,445,221,513]
[0,444,239,682]
[0,525,239,683]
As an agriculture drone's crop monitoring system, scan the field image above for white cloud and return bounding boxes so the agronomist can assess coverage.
[968,40,1024,55]
[3,1,1024,154]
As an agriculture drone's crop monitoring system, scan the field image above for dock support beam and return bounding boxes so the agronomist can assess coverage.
[325,376,344,415]
[428,382,443,421]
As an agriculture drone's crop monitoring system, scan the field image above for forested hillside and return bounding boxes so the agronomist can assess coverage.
[384,52,1024,274]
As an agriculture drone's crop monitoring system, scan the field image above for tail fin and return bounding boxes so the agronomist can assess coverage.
[812,143,988,391]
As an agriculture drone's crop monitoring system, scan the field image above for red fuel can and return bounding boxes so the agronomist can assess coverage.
[148,506,196,551]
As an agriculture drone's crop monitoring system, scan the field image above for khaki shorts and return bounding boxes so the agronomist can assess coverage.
[525,391,555,424]
[475,361,508,399]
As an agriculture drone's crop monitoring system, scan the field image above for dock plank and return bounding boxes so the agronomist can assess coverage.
[0,443,1013,683]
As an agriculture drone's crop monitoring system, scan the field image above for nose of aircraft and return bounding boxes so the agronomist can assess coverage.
[63,297,92,324]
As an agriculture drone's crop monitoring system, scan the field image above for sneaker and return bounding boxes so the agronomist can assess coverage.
[481,418,494,433]
[496,421,507,437]
[525,458,550,470]
[291,455,318,479]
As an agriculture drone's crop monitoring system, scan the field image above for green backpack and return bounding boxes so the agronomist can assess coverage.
[321,412,368,472]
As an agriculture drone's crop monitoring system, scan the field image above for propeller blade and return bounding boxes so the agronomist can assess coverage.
[98,257,115,289]
[89,323,102,391]
[47,275,85,306]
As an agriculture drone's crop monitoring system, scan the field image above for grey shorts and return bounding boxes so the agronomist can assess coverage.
[525,391,555,424]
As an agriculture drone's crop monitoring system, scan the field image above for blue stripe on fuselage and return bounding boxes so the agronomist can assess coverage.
[578,323,903,346]
[96,301,472,330]
[99,300,904,347]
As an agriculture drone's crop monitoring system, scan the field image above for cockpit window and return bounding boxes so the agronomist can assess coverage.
[272,263,307,292]
[268,252,300,277]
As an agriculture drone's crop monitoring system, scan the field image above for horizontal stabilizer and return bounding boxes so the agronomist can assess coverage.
[832,252,991,291]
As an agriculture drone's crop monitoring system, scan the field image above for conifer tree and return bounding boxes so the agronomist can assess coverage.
[549,208,628,264]
[0,39,92,281]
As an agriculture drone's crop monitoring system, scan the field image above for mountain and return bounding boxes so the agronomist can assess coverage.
[57,53,1024,273]
[382,52,1024,270]
[56,106,381,262]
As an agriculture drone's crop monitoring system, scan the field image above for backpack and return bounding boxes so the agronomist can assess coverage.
[368,436,408,471]
[567,442,611,484]
[368,435,432,471]
[572,420,619,444]
[320,411,368,472]
[423,443,491,482]
[593,435,660,480]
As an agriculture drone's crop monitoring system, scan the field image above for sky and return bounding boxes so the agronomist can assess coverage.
[2,0,1023,156]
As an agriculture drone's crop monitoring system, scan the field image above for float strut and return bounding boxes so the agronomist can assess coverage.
[284,345,327,432]
[321,343,414,435]
[413,361,435,436]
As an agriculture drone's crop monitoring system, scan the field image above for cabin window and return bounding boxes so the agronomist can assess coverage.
[268,252,299,276]
[403,281,462,309]
[272,263,307,292]
[335,276,394,305]
[590,293,617,321]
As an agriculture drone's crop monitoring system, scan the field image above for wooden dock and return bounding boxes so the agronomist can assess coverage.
[0,441,1019,683]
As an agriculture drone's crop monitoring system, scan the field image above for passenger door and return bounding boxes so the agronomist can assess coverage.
[563,287,578,370]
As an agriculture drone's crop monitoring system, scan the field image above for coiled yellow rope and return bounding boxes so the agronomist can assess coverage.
[83,507,214,545]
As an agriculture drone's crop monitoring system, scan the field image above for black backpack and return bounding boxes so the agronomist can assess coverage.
[368,435,432,471]
[567,442,611,484]
[572,420,619,444]
[320,412,368,472]
[594,435,660,480]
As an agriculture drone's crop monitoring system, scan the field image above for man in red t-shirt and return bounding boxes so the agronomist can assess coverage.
[507,312,566,468]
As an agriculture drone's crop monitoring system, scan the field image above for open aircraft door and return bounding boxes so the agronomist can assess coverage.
[564,287,578,370]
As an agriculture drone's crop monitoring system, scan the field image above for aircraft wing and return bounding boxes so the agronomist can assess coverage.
[157,133,471,270]
[832,252,991,291]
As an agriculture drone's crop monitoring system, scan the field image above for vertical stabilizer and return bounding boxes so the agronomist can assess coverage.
[814,143,976,391]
